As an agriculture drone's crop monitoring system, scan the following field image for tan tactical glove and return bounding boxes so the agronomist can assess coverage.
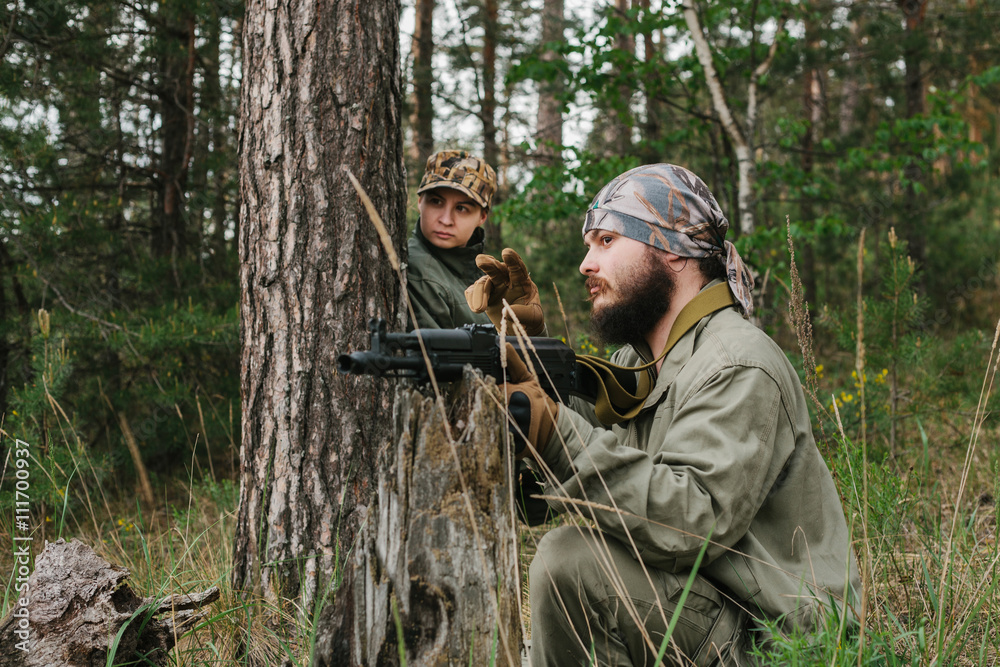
[465,248,545,336]
[503,343,557,461]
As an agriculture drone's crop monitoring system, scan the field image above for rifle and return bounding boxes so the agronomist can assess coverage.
[337,318,638,404]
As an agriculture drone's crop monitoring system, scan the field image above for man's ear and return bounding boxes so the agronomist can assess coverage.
[662,251,687,272]
[478,208,488,226]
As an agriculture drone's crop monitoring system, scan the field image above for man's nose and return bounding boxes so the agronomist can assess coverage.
[439,206,454,226]
[579,248,597,275]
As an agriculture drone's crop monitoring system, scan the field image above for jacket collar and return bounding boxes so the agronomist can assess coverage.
[413,223,486,284]
[625,279,728,408]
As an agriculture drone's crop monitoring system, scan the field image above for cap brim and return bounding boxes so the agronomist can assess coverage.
[417,182,489,209]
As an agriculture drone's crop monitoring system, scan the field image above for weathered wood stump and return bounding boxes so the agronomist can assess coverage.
[317,369,522,666]
[0,539,219,667]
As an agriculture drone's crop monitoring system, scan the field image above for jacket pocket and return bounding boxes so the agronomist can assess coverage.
[709,549,763,603]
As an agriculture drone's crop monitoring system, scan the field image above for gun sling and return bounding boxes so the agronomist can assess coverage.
[574,282,736,425]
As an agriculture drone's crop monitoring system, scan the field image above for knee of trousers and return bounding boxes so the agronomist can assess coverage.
[529,525,607,609]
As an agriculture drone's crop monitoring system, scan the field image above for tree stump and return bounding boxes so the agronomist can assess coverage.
[0,539,219,667]
[316,368,523,666]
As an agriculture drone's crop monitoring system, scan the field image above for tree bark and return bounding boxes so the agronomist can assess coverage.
[316,369,523,666]
[838,16,861,138]
[536,0,565,164]
[897,0,929,270]
[637,0,661,164]
[603,0,634,155]
[482,0,502,250]
[409,0,435,168]
[799,7,823,312]
[234,0,407,610]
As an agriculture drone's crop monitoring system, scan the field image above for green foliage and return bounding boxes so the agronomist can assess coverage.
[0,0,242,500]
[748,607,917,666]
[1,311,91,514]
[818,230,999,455]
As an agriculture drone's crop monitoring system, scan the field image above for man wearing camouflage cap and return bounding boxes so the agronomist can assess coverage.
[406,150,498,329]
[499,164,860,665]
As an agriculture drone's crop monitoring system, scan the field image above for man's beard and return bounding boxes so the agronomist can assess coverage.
[589,249,676,348]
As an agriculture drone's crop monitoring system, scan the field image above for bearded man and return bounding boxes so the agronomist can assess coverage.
[479,164,860,666]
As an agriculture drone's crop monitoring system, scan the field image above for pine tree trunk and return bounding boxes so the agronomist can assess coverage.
[838,18,861,138]
[482,0,502,250]
[409,0,435,170]
[234,0,407,610]
[536,0,564,164]
[315,369,523,666]
[154,11,195,260]
[898,0,929,270]
[636,0,660,164]
[604,0,634,155]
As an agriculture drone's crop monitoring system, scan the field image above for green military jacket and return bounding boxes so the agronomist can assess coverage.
[406,224,492,330]
[542,283,861,634]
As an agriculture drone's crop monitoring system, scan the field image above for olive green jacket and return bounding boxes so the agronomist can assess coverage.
[542,285,860,634]
[406,224,492,330]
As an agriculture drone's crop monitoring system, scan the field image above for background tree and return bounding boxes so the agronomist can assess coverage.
[535,0,565,164]
[481,0,502,247]
[408,0,435,175]
[233,0,406,606]
[682,0,786,236]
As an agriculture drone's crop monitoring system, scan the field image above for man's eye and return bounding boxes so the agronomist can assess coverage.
[602,236,614,246]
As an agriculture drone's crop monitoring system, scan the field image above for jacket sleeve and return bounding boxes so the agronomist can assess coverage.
[407,277,452,330]
[540,364,785,572]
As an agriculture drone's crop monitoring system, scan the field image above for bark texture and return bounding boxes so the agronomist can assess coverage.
[481,0,502,250]
[234,0,407,607]
[315,369,523,666]
[409,0,435,167]
[535,0,564,164]
[0,539,218,667]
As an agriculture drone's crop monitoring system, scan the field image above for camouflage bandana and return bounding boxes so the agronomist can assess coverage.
[582,163,755,316]
[417,150,497,210]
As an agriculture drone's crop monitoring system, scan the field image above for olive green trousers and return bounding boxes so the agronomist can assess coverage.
[528,526,748,667]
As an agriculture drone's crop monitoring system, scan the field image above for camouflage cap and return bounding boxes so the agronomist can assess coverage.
[417,150,497,210]
[583,163,755,315]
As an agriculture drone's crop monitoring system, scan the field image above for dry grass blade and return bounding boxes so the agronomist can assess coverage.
[854,227,870,665]
[345,169,401,273]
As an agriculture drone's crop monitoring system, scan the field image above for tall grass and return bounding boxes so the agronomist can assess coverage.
[0,395,315,665]
[780,225,1000,666]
